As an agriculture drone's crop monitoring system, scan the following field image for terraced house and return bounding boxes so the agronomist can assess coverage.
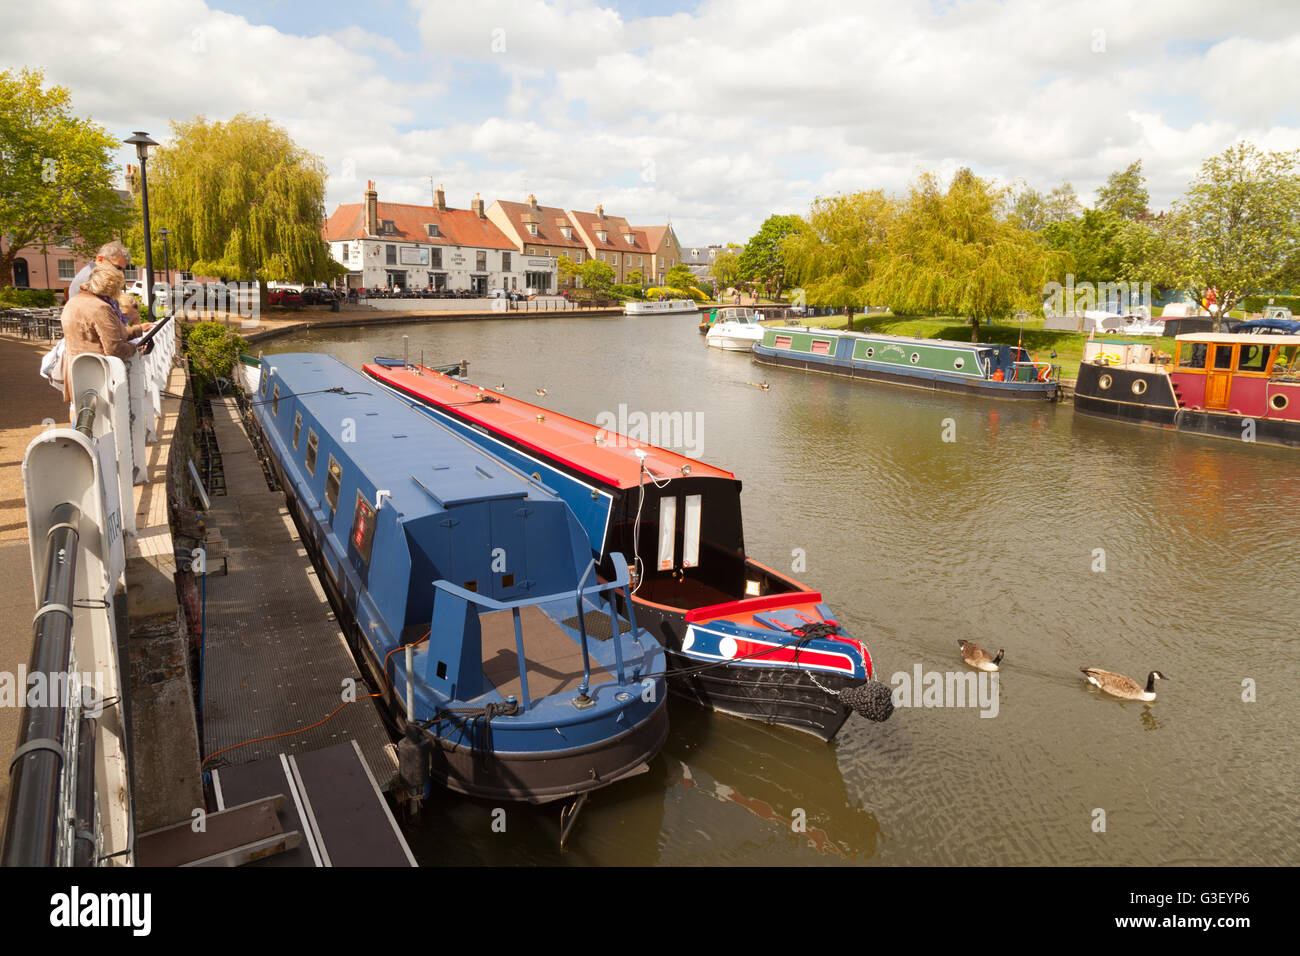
[324,182,544,294]
[486,195,586,293]
[565,205,653,285]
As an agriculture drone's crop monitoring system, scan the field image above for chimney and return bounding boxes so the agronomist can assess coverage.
[435,183,446,212]
[595,203,604,219]
[365,180,379,236]
[472,192,485,219]
[125,164,139,193]
[528,193,538,211]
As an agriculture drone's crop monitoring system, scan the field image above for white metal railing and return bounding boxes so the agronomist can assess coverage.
[5,322,177,866]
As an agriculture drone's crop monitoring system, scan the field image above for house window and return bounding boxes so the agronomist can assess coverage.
[577,251,583,263]
[123,266,139,281]
[476,250,486,271]
[426,224,439,238]
[57,259,75,280]
[429,248,442,268]
[560,225,572,240]
[527,223,538,236]
[502,252,511,272]
[528,247,535,256]
[341,244,349,262]
[381,219,396,234]
[386,244,396,265]
[55,235,72,248]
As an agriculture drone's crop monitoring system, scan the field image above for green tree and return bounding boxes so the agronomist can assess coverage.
[0,67,131,284]
[1155,142,1300,329]
[1042,209,1149,290]
[557,254,580,289]
[625,268,643,286]
[664,264,695,290]
[710,250,740,291]
[1043,181,1082,223]
[1010,185,1049,231]
[128,114,342,307]
[184,321,246,392]
[866,170,1068,341]
[738,214,801,298]
[579,259,615,293]
[1096,160,1149,220]
[783,190,895,307]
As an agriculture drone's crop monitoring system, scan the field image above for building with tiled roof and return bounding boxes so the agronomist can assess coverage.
[681,243,743,282]
[633,224,684,287]
[486,195,588,292]
[566,205,654,285]
[323,182,552,294]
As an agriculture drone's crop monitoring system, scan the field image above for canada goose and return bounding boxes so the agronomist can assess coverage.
[535,387,547,397]
[494,383,506,392]
[1080,668,1167,701]
[957,640,1003,672]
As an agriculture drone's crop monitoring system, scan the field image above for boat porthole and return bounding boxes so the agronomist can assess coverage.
[1132,379,1148,395]
[1271,393,1289,410]
[910,352,920,364]
[953,357,964,369]
[532,472,541,481]
[865,347,874,358]
[1099,374,1113,390]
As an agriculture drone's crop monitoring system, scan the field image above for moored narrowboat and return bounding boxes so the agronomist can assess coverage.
[1073,331,1300,447]
[250,353,668,804]
[752,327,1059,399]
[363,361,895,741]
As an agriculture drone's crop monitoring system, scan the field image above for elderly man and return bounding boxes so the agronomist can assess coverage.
[65,240,132,303]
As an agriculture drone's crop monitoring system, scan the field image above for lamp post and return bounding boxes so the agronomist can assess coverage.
[123,131,159,317]
[157,227,170,317]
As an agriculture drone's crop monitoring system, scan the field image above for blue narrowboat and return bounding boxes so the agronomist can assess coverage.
[752,327,1059,399]
[363,360,897,741]
[250,353,668,804]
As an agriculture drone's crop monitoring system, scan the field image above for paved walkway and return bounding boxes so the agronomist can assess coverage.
[0,336,71,822]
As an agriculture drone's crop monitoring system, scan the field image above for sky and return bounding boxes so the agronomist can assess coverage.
[3,0,1298,245]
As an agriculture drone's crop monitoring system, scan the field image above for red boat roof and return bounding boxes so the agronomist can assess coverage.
[364,363,736,490]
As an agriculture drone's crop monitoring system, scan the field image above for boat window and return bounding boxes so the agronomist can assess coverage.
[1213,345,1234,370]
[910,352,920,364]
[325,455,342,513]
[1179,342,1207,369]
[811,339,832,355]
[293,412,302,450]
[682,495,701,569]
[774,335,793,348]
[865,347,874,358]
[657,497,677,572]
[305,429,318,476]
[350,491,377,565]
[954,357,964,369]
[272,385,280,416]
[1273,346,1299,375]
[260,372,268,396]
[1238,343,1269,372]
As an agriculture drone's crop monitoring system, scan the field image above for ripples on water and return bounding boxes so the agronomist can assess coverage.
[277,314,1300,865]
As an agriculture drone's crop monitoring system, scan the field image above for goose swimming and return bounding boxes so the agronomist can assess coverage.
[1080,668,1167,701]
[957,640,1003,672]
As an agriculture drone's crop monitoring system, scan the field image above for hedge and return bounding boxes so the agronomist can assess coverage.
[0,286,58,307]
[1241,295,1300,313]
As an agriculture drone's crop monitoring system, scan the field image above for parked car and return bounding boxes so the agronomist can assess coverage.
[269,288,303,307]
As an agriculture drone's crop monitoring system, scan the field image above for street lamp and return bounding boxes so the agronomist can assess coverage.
[157,227,170,317]
[124,131,159,316]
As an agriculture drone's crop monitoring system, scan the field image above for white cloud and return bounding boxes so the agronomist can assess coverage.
[1,0,1296,245]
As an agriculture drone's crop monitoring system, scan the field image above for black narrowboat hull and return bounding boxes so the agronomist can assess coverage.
[752,347,1057,400]
[1073,363,1300,448]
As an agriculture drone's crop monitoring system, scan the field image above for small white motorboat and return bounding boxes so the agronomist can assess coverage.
[705,307,764,350]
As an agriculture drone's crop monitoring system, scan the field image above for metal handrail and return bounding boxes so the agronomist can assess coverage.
[428,553,636,709]
[1,502,82,867]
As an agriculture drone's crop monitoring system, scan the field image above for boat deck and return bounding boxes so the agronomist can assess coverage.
[479,605,613,700]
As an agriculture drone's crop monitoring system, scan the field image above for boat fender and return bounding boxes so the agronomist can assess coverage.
[397,724,432,803]
[839,681,895,722]
[1037,365,1050,383]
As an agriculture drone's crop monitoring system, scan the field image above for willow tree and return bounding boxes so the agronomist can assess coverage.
[866,170,1068,341]
[129,114,341,300]
[783,190,895,308]
[0,68,131,284]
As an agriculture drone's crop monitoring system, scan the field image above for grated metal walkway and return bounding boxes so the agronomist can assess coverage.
[200,396,397,787]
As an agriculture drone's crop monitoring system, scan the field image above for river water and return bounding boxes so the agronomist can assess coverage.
[271,312,1299,866]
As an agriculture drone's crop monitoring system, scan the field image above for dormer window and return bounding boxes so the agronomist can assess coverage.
[624,233,634,244]
[596,229,607,243]
[426,223,439,238]
[380,219,396,234]
[527,222,538,236]
[560,225,572,240]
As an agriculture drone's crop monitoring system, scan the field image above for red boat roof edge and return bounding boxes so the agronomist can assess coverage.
[684,591,823,624]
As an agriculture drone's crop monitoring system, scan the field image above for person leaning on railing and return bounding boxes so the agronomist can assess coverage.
[59,263,144,422]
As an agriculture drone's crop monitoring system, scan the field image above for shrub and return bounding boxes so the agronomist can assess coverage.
[1241,294,1300,313]
[0,286,58,307]
[183,321,246,393]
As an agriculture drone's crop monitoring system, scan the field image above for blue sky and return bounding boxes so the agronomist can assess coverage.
[3,0,1297,244]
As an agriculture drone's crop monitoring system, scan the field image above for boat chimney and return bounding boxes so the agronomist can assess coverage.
[365,180,379,236]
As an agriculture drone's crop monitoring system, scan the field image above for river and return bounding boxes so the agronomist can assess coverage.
[269,311,1299,866]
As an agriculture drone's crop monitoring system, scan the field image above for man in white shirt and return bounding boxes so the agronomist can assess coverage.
[65,240,131,303]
